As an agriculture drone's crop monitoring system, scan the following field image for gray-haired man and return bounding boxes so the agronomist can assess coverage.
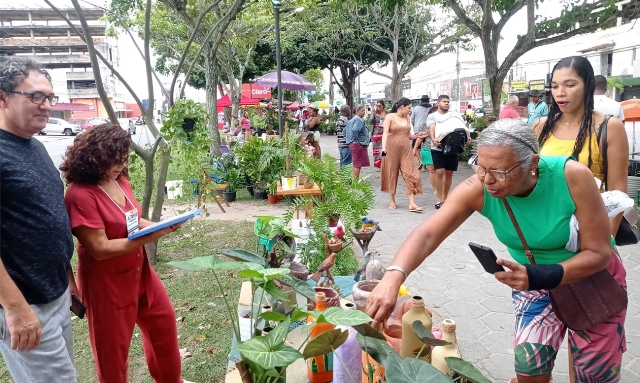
[0,58,78,382]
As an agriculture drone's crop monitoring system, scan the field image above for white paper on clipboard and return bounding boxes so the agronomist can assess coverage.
[128,209,201,240]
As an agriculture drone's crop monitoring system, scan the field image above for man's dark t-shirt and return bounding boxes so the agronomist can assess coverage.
[0,129,73,304]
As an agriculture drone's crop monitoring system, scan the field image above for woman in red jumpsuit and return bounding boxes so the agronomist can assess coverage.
[61,124,192,383]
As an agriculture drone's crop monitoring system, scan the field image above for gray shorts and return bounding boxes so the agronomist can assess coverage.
[0,288,77,383]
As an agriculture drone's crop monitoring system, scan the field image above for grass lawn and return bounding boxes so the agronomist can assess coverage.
[1,220,255,383]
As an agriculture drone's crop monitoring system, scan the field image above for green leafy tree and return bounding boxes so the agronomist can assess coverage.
[440,0,621,114]
[347,0,467,103]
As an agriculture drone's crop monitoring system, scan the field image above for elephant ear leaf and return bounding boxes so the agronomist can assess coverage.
[303,329,348,359]
[412,321,451,346]
[445,357,492,383]
[384,353,451,383]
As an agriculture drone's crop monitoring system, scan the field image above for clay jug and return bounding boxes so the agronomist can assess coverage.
[400,296,432,362]
[385,295,432,340]
[431,319,462,377]
[307,292,335,383]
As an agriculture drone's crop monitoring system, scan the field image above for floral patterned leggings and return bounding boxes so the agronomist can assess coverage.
[512,250,627,382]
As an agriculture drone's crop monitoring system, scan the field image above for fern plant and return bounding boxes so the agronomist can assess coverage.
[284,155,375,275]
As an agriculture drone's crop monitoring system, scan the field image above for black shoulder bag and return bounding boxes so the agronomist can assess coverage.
[598,116,640,246]
[501,198,627,331]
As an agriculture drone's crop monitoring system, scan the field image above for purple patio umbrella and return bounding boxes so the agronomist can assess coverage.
[255,71,316,91]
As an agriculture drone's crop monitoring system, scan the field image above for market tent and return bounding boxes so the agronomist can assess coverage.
[286,101,300,110]
[217,94,261,107]
[622,99,640,121]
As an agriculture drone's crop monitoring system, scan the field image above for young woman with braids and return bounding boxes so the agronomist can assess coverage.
[533,56,628,236]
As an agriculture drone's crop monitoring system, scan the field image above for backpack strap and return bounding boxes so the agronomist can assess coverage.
[596,115,612,191]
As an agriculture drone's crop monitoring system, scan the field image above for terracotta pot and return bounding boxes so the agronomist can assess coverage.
[267,194,278,204]
[307,287,340,310]
[304,181,315,189]
[328,216,339,227]
[352,280,380,312]
[298,173,308,185]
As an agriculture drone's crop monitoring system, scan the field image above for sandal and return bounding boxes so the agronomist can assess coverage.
[409,207,423,213]
[435,202,443,209]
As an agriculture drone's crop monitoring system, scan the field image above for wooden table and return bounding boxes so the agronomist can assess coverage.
[277,182,322,218]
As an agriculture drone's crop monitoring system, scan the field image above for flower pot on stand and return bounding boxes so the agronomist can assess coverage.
[267,194,278,204]
[281,175,299,191]
[328,215,340,228]
[222,191,237,202]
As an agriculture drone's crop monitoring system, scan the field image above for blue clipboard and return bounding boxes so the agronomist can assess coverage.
[128,209,201,240]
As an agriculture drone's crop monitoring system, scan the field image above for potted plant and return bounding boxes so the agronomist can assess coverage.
[220,169,244,202]
[267,182,279,204]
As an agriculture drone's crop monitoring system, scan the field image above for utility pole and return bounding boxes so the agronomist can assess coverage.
[456,40,461,104]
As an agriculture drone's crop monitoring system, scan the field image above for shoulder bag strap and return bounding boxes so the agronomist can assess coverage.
[596,115,611,191]
[501,198,536,265]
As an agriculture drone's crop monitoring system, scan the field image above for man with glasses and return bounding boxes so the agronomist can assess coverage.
[0,58,78,381]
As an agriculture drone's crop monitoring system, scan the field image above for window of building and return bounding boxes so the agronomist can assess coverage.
[601,52,613,77]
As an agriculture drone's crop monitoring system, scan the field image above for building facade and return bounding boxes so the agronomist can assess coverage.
[0,2,128,119]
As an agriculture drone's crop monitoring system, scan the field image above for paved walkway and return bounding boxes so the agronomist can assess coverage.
[317,135,640,383]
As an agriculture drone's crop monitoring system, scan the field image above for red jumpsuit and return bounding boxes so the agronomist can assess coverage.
[65,178,183,383]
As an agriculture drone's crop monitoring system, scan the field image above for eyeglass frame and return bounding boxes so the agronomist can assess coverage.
[10,91,59,106]
[471,156,529,181]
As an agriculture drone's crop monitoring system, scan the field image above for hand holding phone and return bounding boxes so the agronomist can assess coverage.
[469,242,505,274]
[70,295,86,319]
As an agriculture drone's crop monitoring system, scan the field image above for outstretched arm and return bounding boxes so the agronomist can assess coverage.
[366,176,484,324]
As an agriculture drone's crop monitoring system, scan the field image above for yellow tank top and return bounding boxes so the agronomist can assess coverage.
[540,132,603,181]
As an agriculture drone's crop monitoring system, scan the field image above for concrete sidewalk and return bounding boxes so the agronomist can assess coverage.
[317,135,640,383]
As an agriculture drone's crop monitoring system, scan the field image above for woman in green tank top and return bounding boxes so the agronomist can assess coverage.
[366,119,627,383]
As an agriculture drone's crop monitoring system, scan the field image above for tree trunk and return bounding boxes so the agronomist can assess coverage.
[390,76,402,104]
[205,46,222,156]
[490,76,503,116]
[147,147,170,265]
[141,154,155,218]
[338,65,356,112]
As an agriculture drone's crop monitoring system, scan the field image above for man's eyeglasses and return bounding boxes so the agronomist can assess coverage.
[11,91,59,106]
[471,157,528,181]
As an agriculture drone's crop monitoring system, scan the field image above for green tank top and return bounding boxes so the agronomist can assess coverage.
[480,156,576,265]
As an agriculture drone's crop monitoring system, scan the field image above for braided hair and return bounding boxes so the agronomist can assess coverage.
[537,56,596,168]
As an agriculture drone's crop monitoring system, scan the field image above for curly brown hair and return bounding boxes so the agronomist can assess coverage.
[60,123,131,184]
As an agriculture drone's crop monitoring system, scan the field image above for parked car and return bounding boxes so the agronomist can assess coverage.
[116,118,137,134]
[39,118,81,136]
[70,117,109,133]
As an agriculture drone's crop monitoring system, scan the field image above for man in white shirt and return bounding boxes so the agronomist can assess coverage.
[593,75,625,121]
[427,95,464,209]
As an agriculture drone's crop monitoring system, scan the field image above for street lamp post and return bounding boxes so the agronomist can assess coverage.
[272,2,303,137]
[273,2,284,137]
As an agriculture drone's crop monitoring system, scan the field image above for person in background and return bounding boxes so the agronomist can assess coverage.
[240,111,251,132]
[500,95,521,119]
[333,106,340,115]
[533,56,628,236]
[411,95,431,170]
[305,107,322,158]
[381,97,428,212]
[345,105,370,179]
[593,75,625,121]
[427,95,461,209]
[371,100,387,169]
[61,124,193,383]
[527,90,549,126]
[366,120,627,383]
[336,104,352,167]
[0,57,78,382]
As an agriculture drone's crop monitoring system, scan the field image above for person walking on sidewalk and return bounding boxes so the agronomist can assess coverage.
[0,58,78,382]
[500,95,521,120]
[411,95,432,170]
[371,100,387,169]
[427,95,461,209]
[345,105,370,179]
[527,90,548,126]
[367,120,627,383]
[380,97,428,212]
[593,74,625,121]
[61,124,193,383]
[336,104,352,167]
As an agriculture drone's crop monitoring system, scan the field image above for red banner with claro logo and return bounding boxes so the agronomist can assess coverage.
[242,84,271,99]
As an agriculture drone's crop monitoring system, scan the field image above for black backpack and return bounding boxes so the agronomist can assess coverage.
[441,128,467,156]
